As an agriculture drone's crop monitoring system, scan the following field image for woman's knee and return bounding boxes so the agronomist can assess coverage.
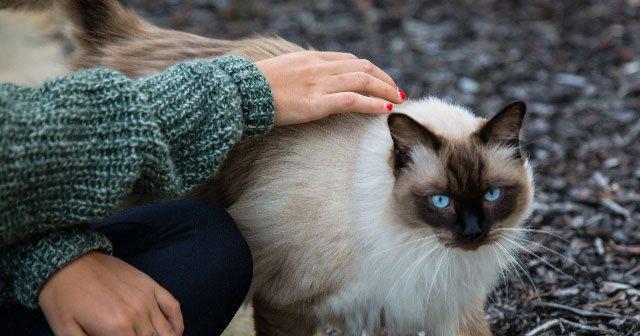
[186,200,253,296]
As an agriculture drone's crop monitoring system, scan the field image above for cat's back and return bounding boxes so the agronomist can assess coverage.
[207,113,379,304]
[227,112,375,227]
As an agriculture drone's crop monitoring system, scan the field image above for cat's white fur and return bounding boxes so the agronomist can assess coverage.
[228,97,533,335]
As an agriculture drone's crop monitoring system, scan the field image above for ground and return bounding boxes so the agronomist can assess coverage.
[3,0,639,335]
[127,0,640,334]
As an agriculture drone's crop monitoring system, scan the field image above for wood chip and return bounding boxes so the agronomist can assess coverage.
[536,301,620,318]
[525,318,603,336]
[600,199,631,219]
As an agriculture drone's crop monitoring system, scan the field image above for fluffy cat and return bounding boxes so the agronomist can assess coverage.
[52,0,535,334]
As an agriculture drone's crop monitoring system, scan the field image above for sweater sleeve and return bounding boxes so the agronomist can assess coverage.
[0,55,275,308]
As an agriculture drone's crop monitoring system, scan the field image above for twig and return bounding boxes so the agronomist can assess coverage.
[625,263,640,277]
[621,118,640,146]
[525,318,603,336]
[557,318,602,332]
[600,199,631,219]
[536,301,620,318]
[524,319,560,336]
[611,242,640,255]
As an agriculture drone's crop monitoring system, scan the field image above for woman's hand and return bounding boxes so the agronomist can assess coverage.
[39,252,183,336]
[255,51,407,126]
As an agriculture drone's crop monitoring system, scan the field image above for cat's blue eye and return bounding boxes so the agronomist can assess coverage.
[483,187,502,202]
[431,195,451,208]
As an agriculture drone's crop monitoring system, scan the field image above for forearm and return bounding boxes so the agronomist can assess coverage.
[0,55,275,307]
[134,55,275,193]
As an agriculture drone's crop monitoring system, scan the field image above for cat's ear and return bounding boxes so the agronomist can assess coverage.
[477,101,526,156]
[388,113,442,173]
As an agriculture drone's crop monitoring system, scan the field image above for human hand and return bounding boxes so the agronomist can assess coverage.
[255,51,406,126]
[39,252,183,336]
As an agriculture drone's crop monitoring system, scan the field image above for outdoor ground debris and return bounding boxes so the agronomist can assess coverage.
[125,0,640,334]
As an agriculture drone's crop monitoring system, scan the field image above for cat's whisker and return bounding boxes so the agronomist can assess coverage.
[495,240,541,300]
[501,232,591,276]
[380,244,442,311]
[519,136,546,148]
[500,235,584,287]
[369,234,444,259]
[441,249,450,295]
[491,245,511,280]
[371,233,442,278]
[396,245,439,292]
[490,245,512,302]
[425,248,447,286]
[461,253,473,290]
[402,243,441,291]
[426,247,449,303]
[497,227,570,243]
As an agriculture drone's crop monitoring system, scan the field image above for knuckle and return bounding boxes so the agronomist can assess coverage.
[355,72,370,88]
[359,59,374,73]
[56,326,76,336]
[170,299,181,313]
[342,93,357,107]
[302,77,317,91]
[133,302,148,317]
[108,316,132,334]
[108,309,135,331]
[176,322,185,335]
[345,52,357,59]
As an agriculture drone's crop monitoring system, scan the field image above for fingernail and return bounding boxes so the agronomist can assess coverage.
[399,88,407,101]
[385,102,394,112]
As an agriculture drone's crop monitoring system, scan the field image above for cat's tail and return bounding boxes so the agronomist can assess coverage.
[3,0,305,76]
[0,0,54,10]
[1,0,157,75]
[58,0,173,76]
[62,0,306,77]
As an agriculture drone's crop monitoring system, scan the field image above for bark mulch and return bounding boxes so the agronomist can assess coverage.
[125,0,640,334]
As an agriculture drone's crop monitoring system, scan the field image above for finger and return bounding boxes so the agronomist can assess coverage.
[134,315,156,336]
[316,92,394,116]
[150,304,176,336]
[53,322,88,336]
[155,286,184,335]
[323,59,398,90]
[324,72,403,104]
[314,51,358,61]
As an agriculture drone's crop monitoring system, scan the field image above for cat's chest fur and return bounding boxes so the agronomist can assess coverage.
[314,231,502,335]
[225,98,518,335]
[310,106,503,334]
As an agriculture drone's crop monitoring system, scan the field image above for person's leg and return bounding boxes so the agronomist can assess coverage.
[1,200,253,336]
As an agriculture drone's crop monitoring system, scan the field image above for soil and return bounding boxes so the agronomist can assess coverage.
[123,0,640,335]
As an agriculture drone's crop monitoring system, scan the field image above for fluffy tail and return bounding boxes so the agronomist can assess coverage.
[13,0,304,77]
[0,0,54,10]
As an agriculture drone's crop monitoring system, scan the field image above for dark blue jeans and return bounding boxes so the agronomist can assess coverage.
[1,200,253,336]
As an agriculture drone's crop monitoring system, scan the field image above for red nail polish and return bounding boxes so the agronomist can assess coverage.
[399,89,407,101]
[385,102,394,112]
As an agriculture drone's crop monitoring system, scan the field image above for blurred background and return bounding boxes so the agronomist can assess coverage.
[1,0,639,335]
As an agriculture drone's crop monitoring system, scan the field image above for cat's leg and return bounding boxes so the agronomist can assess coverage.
[252,297,317,336]
[458,300,492,336]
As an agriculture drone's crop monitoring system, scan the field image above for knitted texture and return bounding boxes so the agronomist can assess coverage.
[0,55,275,308]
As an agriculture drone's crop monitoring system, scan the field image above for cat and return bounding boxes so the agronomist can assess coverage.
[52,0,535,334]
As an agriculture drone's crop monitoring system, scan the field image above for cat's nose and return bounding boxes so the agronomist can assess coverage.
[459,212,486,243]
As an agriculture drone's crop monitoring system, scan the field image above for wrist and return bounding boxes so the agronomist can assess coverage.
[214,56,276,138]
[3,228,111,308]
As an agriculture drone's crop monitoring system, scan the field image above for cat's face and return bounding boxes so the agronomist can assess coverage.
[390,102,534,250]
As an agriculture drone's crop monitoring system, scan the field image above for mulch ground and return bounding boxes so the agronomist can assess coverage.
[125,0,640,334]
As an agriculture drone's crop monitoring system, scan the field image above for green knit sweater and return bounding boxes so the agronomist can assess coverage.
[0,55,275,308]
